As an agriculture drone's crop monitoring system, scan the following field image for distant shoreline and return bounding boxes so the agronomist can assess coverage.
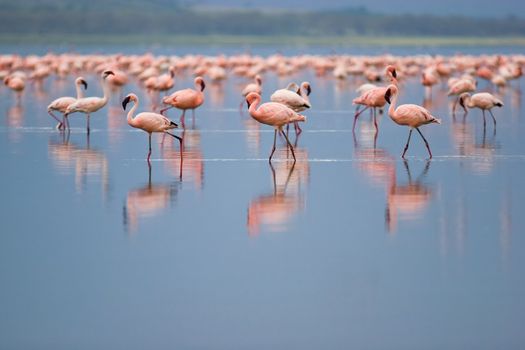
[2,35,525,47]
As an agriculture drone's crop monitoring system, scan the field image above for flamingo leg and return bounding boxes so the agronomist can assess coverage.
[269,129,277,162]
[86,114,90,134]
[402,129,413,159]
[373,108,378,131]
[159,105,173,116]
[147,133,152,162]
[281,130,296,162]
[488,109,497,127]
[482,110,487,130]
[294,121,302,135]
[415,127,433,159]
[452,97,458,114]
[48,110,63,129]
[165,131,183,152]
[353,105,369,131]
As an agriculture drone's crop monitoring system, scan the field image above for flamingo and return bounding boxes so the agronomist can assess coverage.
[160,76,205,126]
[352,65,398,132]
[447,77,476,114]
[122,93,182,162]
[270,81,311,134]
[246,92,306,162]
[240,74,263,111]
[64,70,114,133]
[459,92,503,129]
[47,77,88,129]
[4,75,25,103]
[384,84,441,159]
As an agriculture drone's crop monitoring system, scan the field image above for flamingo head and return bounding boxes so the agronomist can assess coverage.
[458,92,470,109]
[302,81,312,96]
[246,92,260,108]
[4,77,9,85]
[384,84,398,104]
[103,70,115,79]
[386,65,397,79]
[76,77,88,90]
[195,76,206,91]
[122,93,137,110]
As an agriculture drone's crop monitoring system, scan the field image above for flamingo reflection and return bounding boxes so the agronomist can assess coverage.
[386,160,433,234]
[48,132,109,196]
[161,128,203,188]
[124,163,180,233]
[247,154,308,236]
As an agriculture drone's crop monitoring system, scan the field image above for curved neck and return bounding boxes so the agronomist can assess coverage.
[464,95,474,108]
[248,97,261,117]
[388,91,399,119]
[101,77,110,103]
[75,82,84,99]
[300,85,310,102]
[127,99,139,127]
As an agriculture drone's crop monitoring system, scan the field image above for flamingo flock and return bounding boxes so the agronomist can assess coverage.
[0,52,520,164]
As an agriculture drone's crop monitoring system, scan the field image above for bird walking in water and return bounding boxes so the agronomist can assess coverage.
[352,65,398,133]
[160,76,205,127]
[459,92,503,130]
[47,77,88,129]
[64,70,114,133]
[122,93,183,163]
[246,92,306,162]
[270,81,311,135]
[384,84,441,159]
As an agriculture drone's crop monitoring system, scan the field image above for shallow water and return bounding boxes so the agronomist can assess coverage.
[1,46,525,349]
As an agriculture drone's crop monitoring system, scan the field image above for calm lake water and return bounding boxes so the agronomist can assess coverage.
[1,45,525,349]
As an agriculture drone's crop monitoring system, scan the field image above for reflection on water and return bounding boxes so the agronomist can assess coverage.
[161,129,204,190]
[247,150,308,236]
[124,163,180,233]
[386,161,433,234]
[48,132,109,196]
[6,104,24,143]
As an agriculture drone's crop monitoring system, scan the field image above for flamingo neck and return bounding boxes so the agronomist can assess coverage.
[101,78,110,103]
[127,99,139,127]
[248,97,261,117]
[75,82,84,99]
[464,95,474,108]
[388,91,398,120]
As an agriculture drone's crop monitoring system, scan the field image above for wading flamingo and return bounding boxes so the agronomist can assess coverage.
[64,70,114,133]
[47,77,88,129]
[270,81,311,134]
[353,65,398,132]
[459,92,503,129]
[122,93,182,162]
[384,84,441,159]
[246,92,306,162]
[160,76,205,126]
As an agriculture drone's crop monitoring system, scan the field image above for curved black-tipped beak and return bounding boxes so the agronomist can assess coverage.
[103,70,115,78]
[392,68,397,78]
[458,96,465,109]
[170,120,178,128]
[200,80,206,91]
[122,96,131,110]
[306,85,312,96]
[384,88,392,104]
[246,99,251,108]
[80,79,88,90]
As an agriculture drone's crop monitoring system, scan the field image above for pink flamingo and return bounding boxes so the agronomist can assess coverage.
[384,84,441,159]
[4,75,25,104]
[47,77,87,129]
[122,93,182,162]
[270,81,311,135]
[447,77,476,114]
[352,65,397,132]
[64,70,114,133]
[459,92,503,129]
[246,92,306,162]
[160,76,205,126]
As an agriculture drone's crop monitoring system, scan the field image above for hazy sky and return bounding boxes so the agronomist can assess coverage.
[194,0,524,17]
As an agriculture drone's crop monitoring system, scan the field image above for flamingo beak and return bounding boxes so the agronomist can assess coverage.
[122,96,131,110]
[459,96,465,109]
[246,99,251,108]
[200,80,206,91]
[103,70,115,78]
[392,68,397,78]
[80,79,88,90]
[384,88,392,104]
[306,85,312,96]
